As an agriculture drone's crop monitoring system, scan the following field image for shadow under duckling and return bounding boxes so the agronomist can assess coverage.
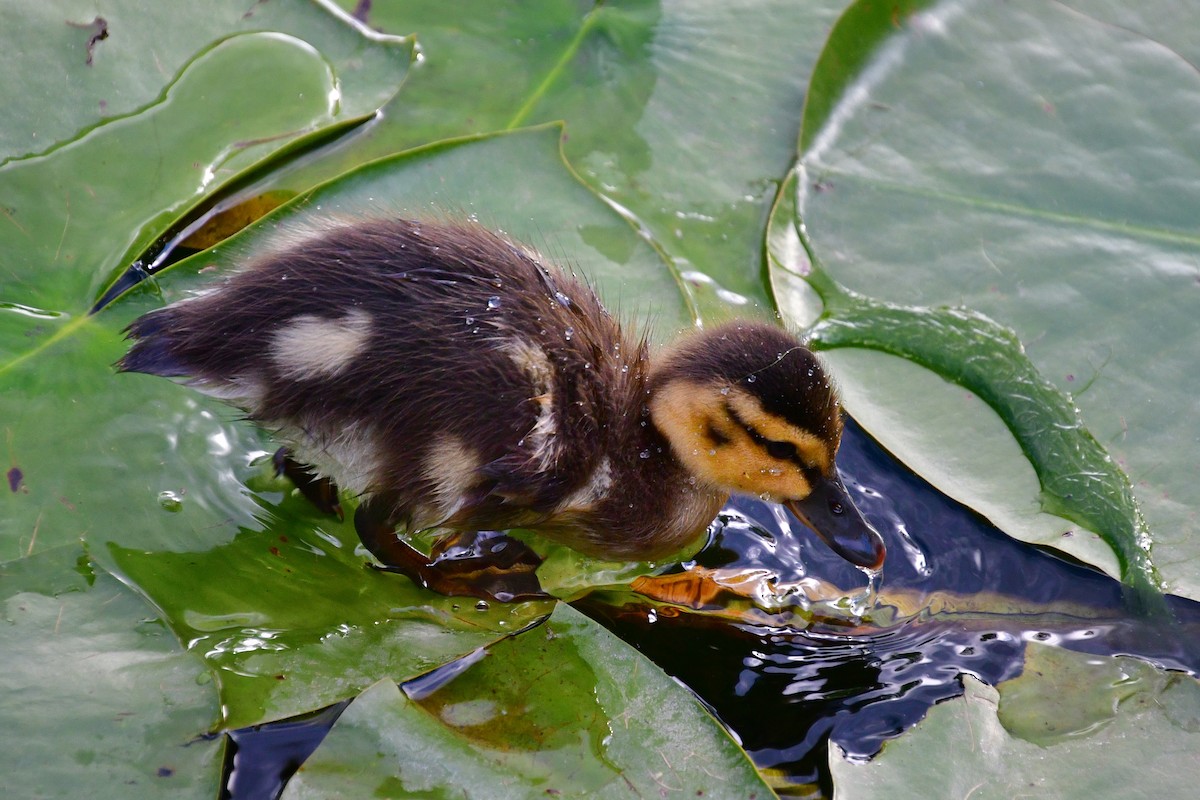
[118,218,885,601]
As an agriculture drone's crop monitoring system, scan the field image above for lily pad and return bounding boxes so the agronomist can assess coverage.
[830,666,1200,799]
[0,546,222,799]
[2,0,407,165]
[0,0,409,315]
[240,0,853,320]
[777,0,1200,600]
[280,604,773,799]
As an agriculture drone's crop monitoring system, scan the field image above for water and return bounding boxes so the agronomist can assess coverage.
[220,418,1200,797]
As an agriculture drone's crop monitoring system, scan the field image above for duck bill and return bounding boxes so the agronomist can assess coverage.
[784,474,886,570]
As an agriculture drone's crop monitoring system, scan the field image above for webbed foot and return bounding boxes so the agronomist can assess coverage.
[354,499,549,602]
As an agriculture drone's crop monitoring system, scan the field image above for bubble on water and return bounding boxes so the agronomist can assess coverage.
[158,490,184,512]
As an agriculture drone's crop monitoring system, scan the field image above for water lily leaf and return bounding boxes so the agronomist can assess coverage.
[995,642,1200,746]
[830,667,1200,799]
[0,0,409,315]
[2,0,406,165]
[774,0,1200,601]
[280,604,772,799]
[231,0,853,321]
[0,546,222,799]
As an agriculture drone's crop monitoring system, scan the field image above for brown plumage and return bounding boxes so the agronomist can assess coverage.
[119,218,884,596]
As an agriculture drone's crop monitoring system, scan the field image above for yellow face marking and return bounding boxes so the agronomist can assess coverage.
[650,381,835,501]
[725,391,834,474]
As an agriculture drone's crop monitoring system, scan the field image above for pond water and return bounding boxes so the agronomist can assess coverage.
[222,418,1200,799]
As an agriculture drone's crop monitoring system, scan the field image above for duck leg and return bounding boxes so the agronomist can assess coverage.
[354,497,549,603]
[273,448,343,519]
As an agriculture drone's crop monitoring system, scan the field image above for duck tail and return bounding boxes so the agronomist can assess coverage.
[115,308,192,377]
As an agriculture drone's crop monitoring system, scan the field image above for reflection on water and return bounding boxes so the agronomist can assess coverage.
[223,419,1200,798]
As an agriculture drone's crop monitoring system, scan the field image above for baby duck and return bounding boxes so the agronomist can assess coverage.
[119,218,884,598]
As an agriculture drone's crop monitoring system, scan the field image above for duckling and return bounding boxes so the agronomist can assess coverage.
[118,218,885,600]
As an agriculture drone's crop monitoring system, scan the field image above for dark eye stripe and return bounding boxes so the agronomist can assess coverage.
[726,402,808,467]
[705,421,731,446]
[765,439,797,460]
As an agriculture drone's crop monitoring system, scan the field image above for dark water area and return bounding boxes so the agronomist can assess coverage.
[221,418,1200,798]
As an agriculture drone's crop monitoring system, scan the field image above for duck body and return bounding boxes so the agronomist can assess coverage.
[120,218,884,579]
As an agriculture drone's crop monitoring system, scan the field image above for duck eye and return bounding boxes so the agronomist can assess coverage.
[765,439,797,461]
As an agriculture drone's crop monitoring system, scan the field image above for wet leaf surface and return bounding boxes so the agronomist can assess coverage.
[280,605,772,799]
[831,669,1200,799]
[0,546,222,799]
[784,0,1200,601]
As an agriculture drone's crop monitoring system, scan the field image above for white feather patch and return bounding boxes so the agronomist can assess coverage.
[189,374,267,410]
[280,420,384,497]
[557,456,613,513]
[421,434,482,522]
[272,309,373,380]
[499,338,558,470]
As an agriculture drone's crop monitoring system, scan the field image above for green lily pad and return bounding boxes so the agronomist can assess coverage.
[248,0,852,321]
[0,0,409,316]
[774,0,1200,600]
[281,604,772,799]
[830,665,1200,799]
[2,0,407,165]
[0,546,222,799]
[996,642,1200,746]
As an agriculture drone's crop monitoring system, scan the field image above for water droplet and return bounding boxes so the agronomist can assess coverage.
[647,609,658,623]
[564,326,575,341]
[475,600,490,611]
[554,291,571,307]
[620,365,630,374]
[747,375,757,383]
[465,316,475,325]
[487,296,502,310]
[719,386,730,395]
[639,449,651,459]
[158,490,183,512]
